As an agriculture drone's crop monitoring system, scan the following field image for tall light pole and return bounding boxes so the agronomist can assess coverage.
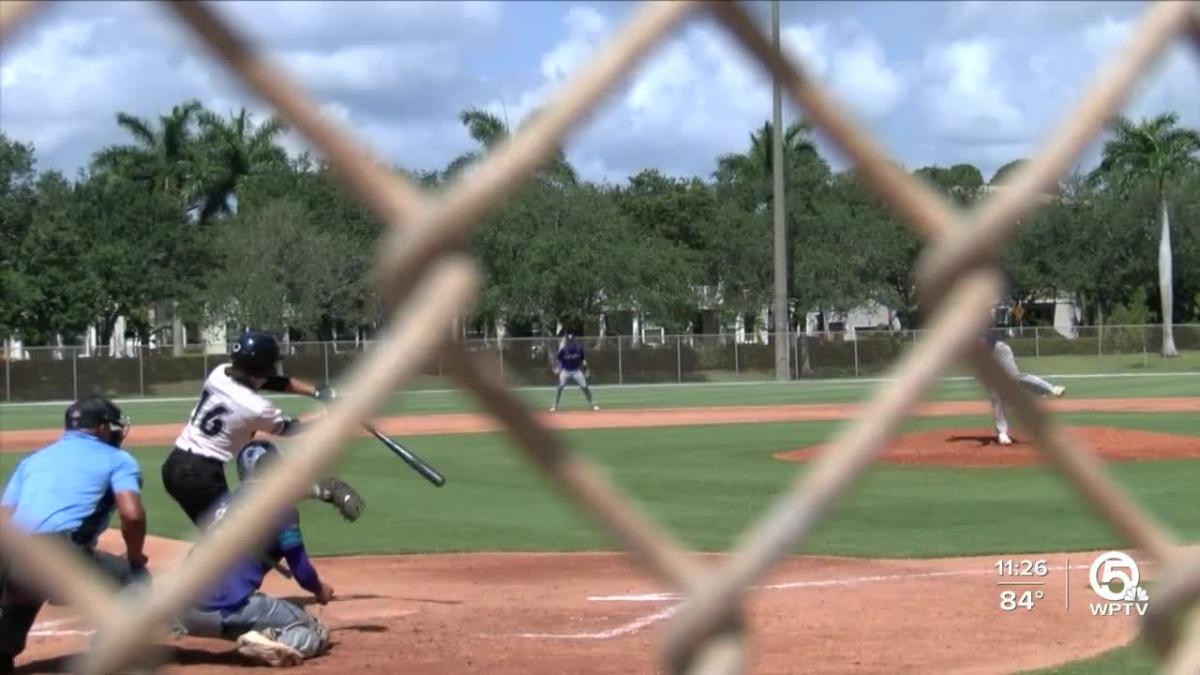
[772,0,789,380]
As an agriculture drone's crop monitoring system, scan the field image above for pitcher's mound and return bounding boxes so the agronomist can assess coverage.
[776,426,1200,467]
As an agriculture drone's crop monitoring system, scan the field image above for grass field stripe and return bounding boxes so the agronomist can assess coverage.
[3,370,1198,409]
[588,562,1101,602]
[514,605,680,640]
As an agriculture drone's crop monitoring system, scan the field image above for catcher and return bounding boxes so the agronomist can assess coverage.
[982,332,1066,445]
[550,331,599,412]
[161,331,364,526]
[174,440,333,667]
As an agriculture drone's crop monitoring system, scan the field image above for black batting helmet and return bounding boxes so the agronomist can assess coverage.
[231,331,281,378]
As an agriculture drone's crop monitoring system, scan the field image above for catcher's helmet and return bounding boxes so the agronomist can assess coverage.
[231,331,281,377]
[236,440,280,482]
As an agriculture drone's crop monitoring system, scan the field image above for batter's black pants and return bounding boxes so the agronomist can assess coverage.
[0,534,142,667]
[162,447,230,525]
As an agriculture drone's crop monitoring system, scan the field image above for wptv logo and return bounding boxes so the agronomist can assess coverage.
[1088,551,1150,617]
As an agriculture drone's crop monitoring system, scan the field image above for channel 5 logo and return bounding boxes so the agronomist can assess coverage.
[1088,551,1149,616]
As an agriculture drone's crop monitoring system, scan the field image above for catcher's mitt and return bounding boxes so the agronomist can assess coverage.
[316,477,365,522]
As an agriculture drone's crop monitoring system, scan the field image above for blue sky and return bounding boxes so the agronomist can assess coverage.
[1,1,1196,186]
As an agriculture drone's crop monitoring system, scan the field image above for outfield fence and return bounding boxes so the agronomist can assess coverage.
[4,323,1200,403]
[1,1,1198,674]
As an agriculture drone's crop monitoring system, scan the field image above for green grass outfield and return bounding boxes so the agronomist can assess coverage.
[2,379,1196,673]
[1,370,1198,431]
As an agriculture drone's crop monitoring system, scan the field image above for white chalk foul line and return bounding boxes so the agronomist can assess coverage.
[524,562,1111,641]
[29,629,95,637]
[587,562,1097,604]
[27,616,94,639]
[514,605,681,640]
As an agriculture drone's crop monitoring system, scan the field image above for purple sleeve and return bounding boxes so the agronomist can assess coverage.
[282,545,322,594]
[277,514,322,594]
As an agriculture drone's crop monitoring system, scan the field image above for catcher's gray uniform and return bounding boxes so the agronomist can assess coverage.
[177,593,328,658]
[989,340,1061,437]
[172,489,330,663]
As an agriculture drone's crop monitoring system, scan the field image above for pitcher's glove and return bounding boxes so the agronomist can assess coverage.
[316,477,365,522]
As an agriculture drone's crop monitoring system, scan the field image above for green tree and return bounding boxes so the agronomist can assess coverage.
[446,107,577,187]
[714,119,831,334]
[1089,112,1200,356]
[0,135,38,339]
[913,163,985,206]
[990,159,1028,185]
[90,100,205,207]
[715,120,824,209]
[12,173,100,345]
[192,107,289,222]
[795,171,915,328]
[613,170,710,329]
[73,171,203,347]
[206,199,353,333]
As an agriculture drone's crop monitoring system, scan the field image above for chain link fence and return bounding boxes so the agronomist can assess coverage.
[4,324,1199,402]
[1,1,1198,673]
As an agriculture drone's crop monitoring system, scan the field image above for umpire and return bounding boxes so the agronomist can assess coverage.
[0,397,149,672]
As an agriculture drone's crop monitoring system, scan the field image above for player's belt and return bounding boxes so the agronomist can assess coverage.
[174,446,225,464]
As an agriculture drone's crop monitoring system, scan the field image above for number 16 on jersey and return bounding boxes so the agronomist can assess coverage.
[191,389,230,436]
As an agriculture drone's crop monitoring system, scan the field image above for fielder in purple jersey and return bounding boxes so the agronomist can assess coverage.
[550,332,599,412]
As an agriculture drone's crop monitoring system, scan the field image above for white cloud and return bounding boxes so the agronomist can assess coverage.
[278,44,458,96]
[540,6,608,81]
[921,39,1025,143]
[828,36,905,120]
[0,1,501,175]
[1,1,1191,186]
[486,9,910,183]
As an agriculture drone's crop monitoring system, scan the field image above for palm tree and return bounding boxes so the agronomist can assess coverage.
[445,107,576,186]
[715,120,821,209]
[91,99,204,205]
[1090,112,1200,356]
[91,100,208,357]
[193,107,289,221]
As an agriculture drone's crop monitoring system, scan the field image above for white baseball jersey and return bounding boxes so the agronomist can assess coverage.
[173,364,290,462]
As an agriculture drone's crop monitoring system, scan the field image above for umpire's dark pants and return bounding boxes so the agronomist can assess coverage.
[0,534,141,667]
[162,447,229,525]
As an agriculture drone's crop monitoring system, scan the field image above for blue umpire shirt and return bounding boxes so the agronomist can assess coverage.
[1,430,142,548]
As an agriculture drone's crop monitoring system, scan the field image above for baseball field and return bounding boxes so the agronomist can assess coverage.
[1,372,1197,673]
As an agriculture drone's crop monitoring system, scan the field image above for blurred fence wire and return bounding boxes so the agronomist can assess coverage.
[0,1,1198,673]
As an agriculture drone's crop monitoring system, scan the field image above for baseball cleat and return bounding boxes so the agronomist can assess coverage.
[549,407,557,413]
[1050,385,1066,398]
[998,433,1013,446]
[592,405,600,411]
[237,629,303,667]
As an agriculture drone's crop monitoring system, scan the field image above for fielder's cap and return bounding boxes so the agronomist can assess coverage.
[64,397,126,430]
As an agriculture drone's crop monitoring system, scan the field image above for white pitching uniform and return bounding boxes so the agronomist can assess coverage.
[988,341,1061,439]
[174,365,295,463]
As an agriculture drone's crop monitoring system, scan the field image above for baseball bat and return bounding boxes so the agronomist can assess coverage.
[363,424,446,487]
